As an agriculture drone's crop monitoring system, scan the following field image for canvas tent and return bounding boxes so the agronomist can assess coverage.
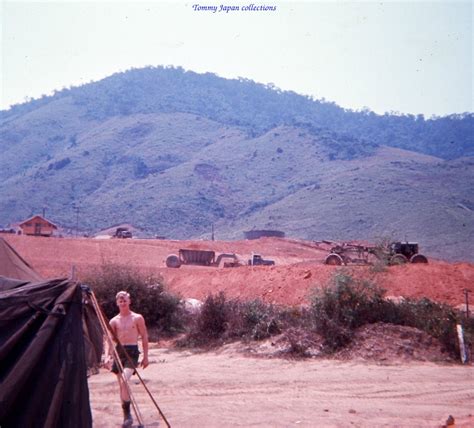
[0,240,102,427]
[0,237,43,284]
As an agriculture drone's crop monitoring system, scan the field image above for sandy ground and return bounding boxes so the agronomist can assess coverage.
[89,345,474,428]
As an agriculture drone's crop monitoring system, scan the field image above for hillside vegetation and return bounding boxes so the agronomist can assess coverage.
[1,66,473,261]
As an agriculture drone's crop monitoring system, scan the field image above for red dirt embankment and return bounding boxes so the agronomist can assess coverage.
[4,235,473,306]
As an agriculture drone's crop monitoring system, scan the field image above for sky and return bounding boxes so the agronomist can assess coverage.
[1,0,472,117]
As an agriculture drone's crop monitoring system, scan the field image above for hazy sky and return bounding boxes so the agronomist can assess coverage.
[1,1,472,116]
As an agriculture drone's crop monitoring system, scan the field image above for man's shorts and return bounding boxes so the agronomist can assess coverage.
[111,345,140,374]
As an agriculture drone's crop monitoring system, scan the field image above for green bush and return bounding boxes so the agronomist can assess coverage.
[310,270,471,358]
[394,298,462,357]
[178,292,234,347]
[178,293,283,347]
[196,292,231,340]
[83,263,184,335]
[240,299,281,340]
[310,271,388,351]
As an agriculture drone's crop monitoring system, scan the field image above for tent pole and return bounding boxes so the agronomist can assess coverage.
[89,292,146,427]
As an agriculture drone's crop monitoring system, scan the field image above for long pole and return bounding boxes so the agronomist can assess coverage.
[75,207,79,238]
[89,291,172,428]
[464,289,470,319]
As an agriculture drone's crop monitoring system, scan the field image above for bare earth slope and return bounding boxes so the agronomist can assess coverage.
[5,235,473,306]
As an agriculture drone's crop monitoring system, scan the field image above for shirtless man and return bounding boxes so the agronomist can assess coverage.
[107,291,149,427]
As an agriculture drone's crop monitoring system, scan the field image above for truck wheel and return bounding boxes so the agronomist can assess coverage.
[166,254,181,268]
[390,254,408,265]
[325,253,343,265]
[410,254,428,263]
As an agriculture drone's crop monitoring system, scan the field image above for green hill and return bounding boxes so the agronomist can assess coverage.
[1,67,473,261]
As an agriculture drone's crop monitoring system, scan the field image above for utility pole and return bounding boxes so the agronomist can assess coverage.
[75,207,79,238]
[211,224,215,241]
[464,288,471,319]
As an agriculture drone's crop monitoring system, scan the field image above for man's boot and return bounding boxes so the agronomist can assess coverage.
[122,400,133,427]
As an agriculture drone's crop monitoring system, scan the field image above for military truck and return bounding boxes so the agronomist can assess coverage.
[248,253,275,266]
[166,249,240,268]
[113,227,132,238]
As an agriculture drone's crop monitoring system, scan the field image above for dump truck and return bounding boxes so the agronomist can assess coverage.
[324,241,428,266]
[166,249,240,268]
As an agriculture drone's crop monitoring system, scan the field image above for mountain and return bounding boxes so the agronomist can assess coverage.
[1,66,473,261]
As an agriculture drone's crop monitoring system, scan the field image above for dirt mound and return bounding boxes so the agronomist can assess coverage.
[231,323,457,364]
[333,323,455,363]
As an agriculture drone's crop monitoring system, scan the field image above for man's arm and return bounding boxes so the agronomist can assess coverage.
[137,315,149,368]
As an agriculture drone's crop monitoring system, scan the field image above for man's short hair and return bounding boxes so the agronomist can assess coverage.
[116,291,131,300]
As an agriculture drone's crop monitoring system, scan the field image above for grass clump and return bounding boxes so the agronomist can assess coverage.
[83,263,183,336]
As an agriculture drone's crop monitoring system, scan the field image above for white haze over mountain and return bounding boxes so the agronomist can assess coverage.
[1,0,472,117]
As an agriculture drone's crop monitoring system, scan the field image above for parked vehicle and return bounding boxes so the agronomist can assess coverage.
[324,241,428,266]
[166,249,240,268]
[248,253,275,266]
[113,227,132,238]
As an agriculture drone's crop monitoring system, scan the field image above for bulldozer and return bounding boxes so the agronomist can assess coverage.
[324,241,428,266]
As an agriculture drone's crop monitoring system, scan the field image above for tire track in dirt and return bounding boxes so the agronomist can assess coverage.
[89,349,474,427]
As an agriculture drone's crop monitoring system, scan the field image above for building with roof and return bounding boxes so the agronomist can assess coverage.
[19,215,58,237]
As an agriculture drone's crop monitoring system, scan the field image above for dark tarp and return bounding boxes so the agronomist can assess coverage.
[0,237,43,283]
[0,277,103,428]
[0,276,31,291]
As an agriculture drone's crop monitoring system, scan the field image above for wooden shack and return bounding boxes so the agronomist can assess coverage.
[19,215,58,237]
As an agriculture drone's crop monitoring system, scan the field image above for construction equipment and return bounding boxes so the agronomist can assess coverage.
[386,241,428,264]
[324,241,428,266]
[166,249,240,268]
[113,227,132,239]
[248,253,275,266]
[324,243,371,266]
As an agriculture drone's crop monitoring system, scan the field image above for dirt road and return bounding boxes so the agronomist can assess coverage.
[89,345,474,427]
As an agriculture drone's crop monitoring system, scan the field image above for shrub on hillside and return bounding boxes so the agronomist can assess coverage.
[393,298,463,358]
[83,263,183,335]
[240,299,281,340]
[310,270,471,358]
[178,293,283,347]
[310,271,389,351]
[178,292,233,347]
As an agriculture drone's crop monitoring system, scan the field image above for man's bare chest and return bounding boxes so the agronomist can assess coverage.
[117,315,137,332]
